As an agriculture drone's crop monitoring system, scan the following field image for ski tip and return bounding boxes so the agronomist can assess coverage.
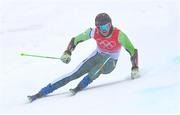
[27,95,36,103]
[27,96,33,103]
[69,88,80,96]
[69,89,76,96]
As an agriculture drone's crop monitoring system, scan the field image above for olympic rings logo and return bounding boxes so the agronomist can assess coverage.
[96,39,117,49]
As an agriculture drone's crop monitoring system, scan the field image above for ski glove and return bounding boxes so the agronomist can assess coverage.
[60,50,71,64]
[131,66,140,79]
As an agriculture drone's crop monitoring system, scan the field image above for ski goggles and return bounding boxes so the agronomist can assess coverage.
[98,23,111,33]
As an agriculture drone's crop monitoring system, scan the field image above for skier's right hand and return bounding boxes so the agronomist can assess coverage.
[60,50,71,64]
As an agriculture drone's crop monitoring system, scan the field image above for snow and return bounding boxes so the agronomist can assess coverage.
[0,0,180,114]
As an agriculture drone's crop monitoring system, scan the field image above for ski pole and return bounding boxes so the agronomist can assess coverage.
[20,53,60,60]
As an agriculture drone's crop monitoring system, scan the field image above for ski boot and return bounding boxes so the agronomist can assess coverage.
[69,75,93,95]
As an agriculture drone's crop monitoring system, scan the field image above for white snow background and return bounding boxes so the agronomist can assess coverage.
[0,0,180,114]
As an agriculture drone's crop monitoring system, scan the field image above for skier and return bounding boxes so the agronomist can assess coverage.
[28,13,139,102]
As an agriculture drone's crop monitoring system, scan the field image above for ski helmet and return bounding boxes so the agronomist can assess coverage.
[95,13,112,26]
[95,13,113,37]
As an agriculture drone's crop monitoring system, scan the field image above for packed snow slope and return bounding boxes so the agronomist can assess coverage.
[0,0,180,114]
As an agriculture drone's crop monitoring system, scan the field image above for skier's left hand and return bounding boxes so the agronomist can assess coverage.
[131,66,140,79]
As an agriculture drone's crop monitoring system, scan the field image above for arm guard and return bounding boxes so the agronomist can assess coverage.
[66,37,76,55]
[130,49,138,69]
[65,28,92,54]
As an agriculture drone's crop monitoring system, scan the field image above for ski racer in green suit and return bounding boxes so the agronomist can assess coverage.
[28,13,139,102]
